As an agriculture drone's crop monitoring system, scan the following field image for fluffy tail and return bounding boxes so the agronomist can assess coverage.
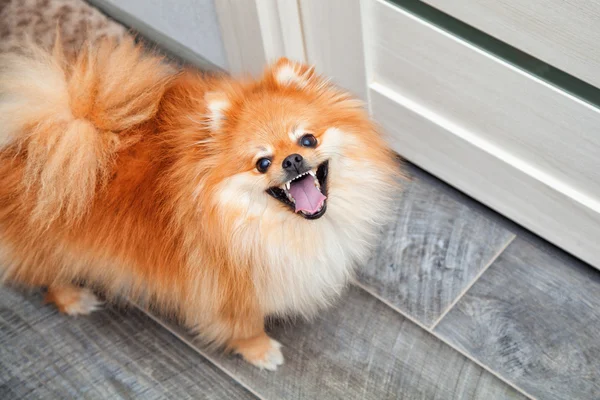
[0,37,174,224]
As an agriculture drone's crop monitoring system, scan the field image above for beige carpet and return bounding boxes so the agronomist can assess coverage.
[0,0,125,56]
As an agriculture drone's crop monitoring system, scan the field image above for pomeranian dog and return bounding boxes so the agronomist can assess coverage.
[0,37,399,370]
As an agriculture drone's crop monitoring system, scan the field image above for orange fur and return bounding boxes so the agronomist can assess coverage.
[0,39,401,369]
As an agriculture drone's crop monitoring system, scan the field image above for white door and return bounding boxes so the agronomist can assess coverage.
[218,0,600,269]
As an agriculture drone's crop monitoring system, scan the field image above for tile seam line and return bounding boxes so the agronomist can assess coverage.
[353,279,536,400]
[430,233,517,329]
[130,301,266,400]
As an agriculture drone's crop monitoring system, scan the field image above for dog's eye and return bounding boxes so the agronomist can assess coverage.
[256,157,272,173]
[299,134,317,148]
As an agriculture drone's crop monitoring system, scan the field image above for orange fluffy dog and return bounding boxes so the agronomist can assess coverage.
[0,38,399,369]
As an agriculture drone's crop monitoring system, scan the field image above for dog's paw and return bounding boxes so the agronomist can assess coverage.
[64,288,103,315]
[45,286,103,316]
[247,339,284,371]
[234,335,285,371]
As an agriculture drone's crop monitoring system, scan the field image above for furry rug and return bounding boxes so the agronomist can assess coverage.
[0,0,126,55]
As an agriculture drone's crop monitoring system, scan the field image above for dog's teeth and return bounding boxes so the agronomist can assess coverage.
[285,182,290,190]
[308,170,316,178]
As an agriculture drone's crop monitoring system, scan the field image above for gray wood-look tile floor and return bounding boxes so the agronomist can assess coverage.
[0,287,256,400]
[358,165,515,327]
[154,285,525,400]
[4,161,600,399]
[435,237,600,400]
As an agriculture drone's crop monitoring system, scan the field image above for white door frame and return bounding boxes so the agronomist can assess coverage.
[214,0,306,76]
[214,0,367,98]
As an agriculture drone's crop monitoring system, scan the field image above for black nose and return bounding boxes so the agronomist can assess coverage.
[282,153,304,172]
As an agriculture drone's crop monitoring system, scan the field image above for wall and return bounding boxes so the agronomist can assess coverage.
[90,0,228,69]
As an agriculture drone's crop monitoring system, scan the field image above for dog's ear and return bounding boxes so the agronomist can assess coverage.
[268,57,318,89]
[204,91,230,132]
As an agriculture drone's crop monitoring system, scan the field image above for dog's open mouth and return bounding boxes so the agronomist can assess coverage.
[267,161,329,219]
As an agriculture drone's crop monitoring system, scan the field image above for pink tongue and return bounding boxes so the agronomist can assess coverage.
[288,175,326,214]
